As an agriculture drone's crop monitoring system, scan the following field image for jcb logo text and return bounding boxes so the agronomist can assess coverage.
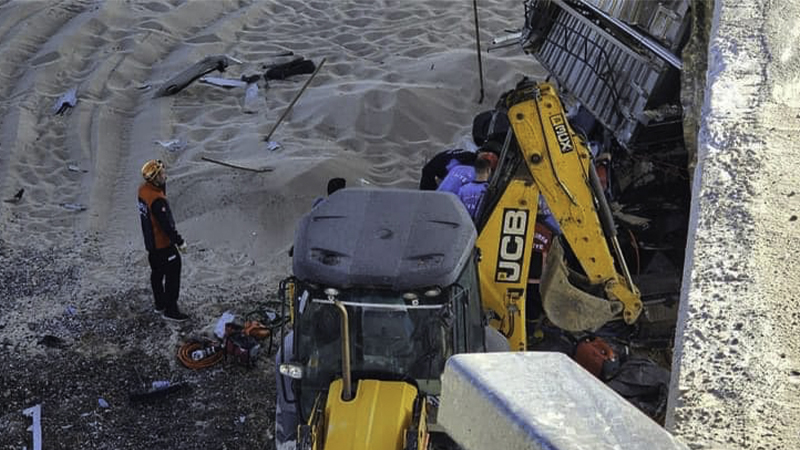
[495,209,528,283]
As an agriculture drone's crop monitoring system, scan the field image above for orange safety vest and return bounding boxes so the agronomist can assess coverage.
[138,182,172,250]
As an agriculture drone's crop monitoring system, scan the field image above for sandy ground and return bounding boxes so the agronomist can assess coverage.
[0,1,538,448]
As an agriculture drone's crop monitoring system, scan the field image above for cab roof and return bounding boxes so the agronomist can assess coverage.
[292,188,476,291]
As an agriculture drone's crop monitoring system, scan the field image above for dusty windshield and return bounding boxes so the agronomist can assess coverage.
[294,287,454,414]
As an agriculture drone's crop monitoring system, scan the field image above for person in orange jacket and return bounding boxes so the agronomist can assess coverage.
[137,159,189,322]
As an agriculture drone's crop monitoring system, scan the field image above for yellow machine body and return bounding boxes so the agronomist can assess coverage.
[477,82,642,346]
[319,379,419,450]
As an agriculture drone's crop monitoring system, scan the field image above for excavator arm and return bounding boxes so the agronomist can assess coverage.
[477,81,642,348]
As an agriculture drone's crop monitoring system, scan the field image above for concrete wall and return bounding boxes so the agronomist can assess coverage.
[666,1,800,448]
[439,352,688,450]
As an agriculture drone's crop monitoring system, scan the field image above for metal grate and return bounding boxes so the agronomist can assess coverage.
[521,0,685,151]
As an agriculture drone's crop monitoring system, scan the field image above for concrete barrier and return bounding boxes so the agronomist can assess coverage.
[667,1,800,448]
[439,352,688,450]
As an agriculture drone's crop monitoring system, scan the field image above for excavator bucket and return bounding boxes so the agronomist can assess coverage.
[540,239,623,332]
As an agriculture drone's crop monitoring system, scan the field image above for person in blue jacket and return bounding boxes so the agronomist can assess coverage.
[457,156,493,220]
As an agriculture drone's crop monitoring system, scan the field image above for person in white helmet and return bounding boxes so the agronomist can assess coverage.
[137,159,189,322]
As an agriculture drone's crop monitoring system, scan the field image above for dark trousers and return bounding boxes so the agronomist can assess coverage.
[147,246,182,313]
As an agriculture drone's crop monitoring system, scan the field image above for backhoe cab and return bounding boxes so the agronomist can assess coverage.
[279,189,491,450]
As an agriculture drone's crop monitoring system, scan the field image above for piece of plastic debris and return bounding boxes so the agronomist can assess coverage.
[266,141,281,151]
[199,76,247,89]
[137,84,152,90]
[239,415,246,424]
[152,380,171,390]
[154,139,187,153]
[67,164,88,173]
[53,87,78,115]
[22,404,42,450]
[3,188,24,204]
[60,203,87,211]
[215,312,236,339]
[65,305,77,315]
[243,83,260,113]
[98,398,109,408]
[359,178,372,186]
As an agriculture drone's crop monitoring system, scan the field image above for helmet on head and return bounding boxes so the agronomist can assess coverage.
[141,159,165,182]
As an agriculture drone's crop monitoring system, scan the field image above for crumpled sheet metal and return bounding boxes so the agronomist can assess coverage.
[438,352,688,450]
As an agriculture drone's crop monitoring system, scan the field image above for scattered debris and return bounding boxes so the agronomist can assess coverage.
[154,139,187,153]
[264,58,326,142]
[60,203,87,212]
[201,156,273,173]
[153,55,233,98]
[215,311,236,339]
[266,141,281,152]
[22,404,42,450]
[199,76,247,89]
[4,188,24,204]
[98,398,110,409]
[38,335,67,348]
[265,57,317,80]
[129,381,188,403]
[226,54,244,65]
[67,164,88,173]
[240,74,262,84]
[242,82,260,114]
[152,380,171,390]
[52,87,77,115]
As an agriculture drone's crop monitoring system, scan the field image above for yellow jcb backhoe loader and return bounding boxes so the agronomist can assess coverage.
[275,80,647,449]
[277,189,501,450]
[475,78,642,350]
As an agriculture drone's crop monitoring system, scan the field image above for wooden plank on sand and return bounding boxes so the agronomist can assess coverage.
[153,55,232,98]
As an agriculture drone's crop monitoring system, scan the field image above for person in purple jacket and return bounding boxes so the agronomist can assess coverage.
[457,155,494,220]
[437,148,498,195]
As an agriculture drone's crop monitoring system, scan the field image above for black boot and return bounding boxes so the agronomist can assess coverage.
[163,308,189,322]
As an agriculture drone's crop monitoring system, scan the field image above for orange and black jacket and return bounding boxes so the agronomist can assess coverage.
[138,182,184,252]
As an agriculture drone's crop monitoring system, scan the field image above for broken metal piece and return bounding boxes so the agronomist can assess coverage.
[199,76,247,89]
[60,203,87,212]
[201,156,274,173]
[22,404,42,450]
[67,164,88,173]
[52,87,77,115]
